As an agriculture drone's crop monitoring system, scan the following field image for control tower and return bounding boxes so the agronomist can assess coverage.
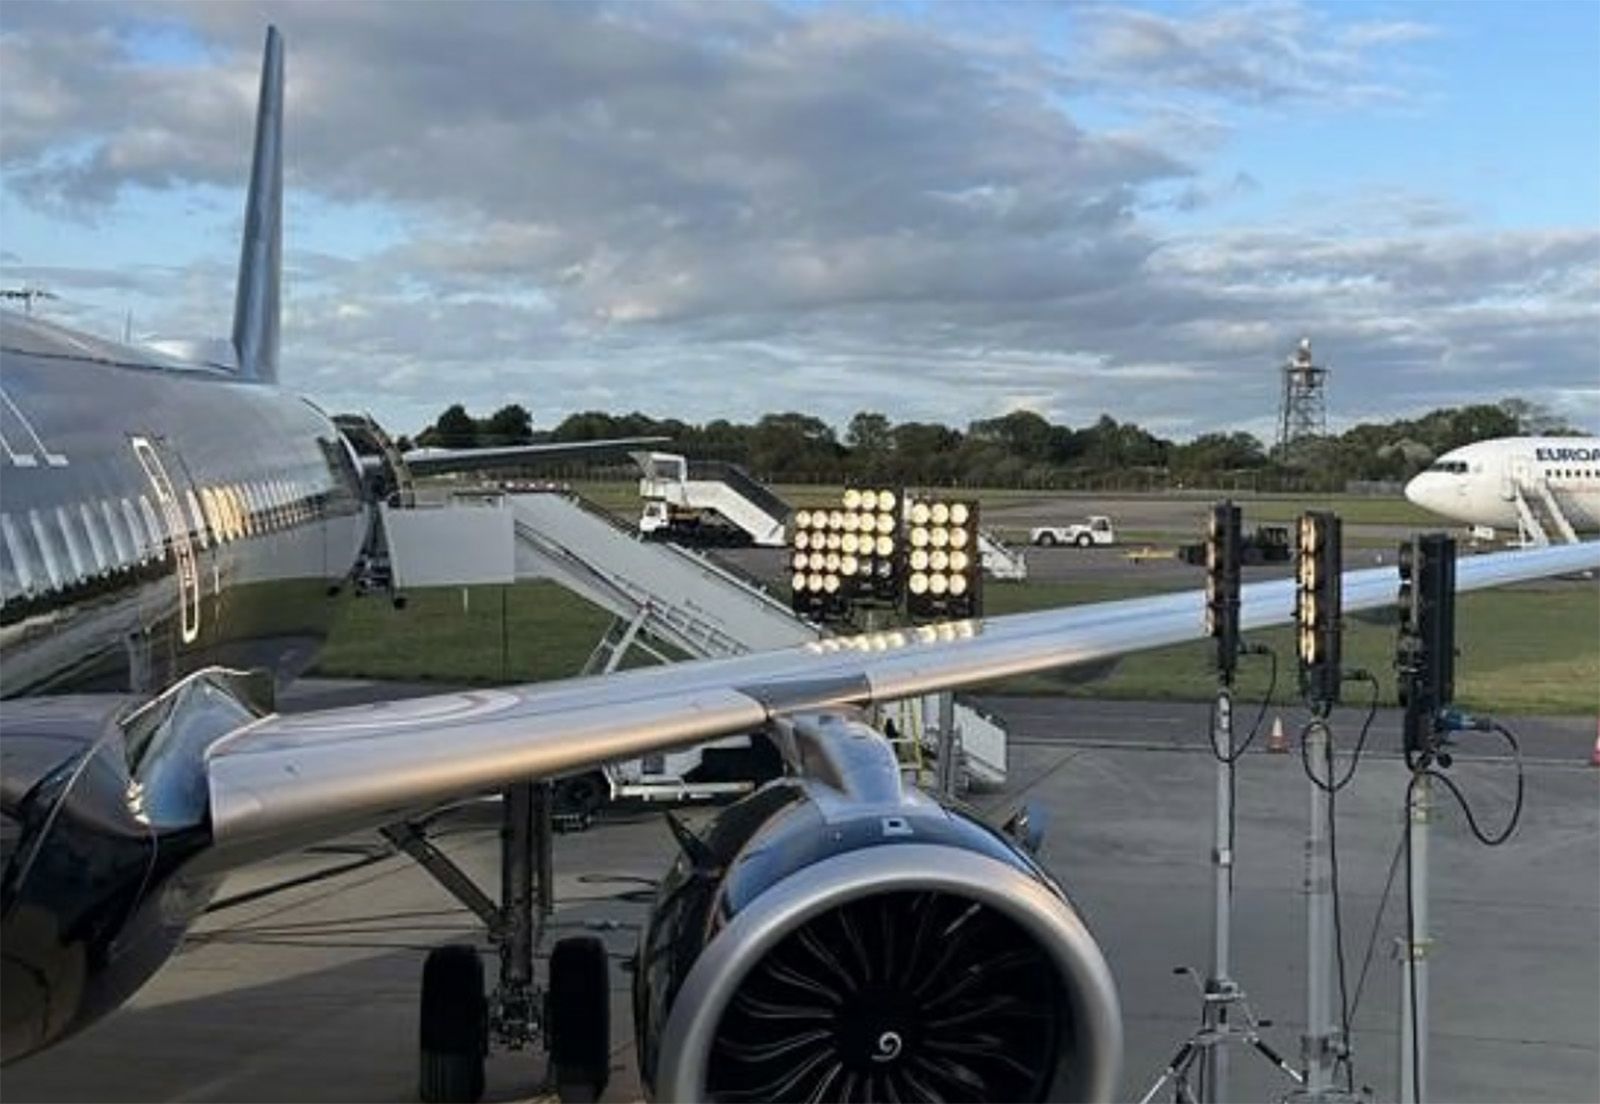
[1276,337,1328,463]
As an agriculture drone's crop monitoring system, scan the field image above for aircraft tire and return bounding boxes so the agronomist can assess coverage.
[553,773,606,822]
[546,936,611,1103]
[419,944,487,1103]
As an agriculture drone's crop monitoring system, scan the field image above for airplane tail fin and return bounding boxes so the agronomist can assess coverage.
[230,26,283,384]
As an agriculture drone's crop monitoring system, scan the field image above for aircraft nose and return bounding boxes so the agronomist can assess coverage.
[1404,475,1426,508]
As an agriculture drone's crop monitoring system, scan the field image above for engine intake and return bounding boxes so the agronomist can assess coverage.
[637,713,1121,1103]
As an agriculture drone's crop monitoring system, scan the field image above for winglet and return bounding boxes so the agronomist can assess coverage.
[230,26,283,383]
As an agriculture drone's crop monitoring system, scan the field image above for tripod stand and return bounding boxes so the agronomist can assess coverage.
[1139,688,1303,1104]
[1140,966,1303,1104]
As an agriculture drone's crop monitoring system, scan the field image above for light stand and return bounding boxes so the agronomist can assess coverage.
[1143,503,1299,1104]
[1289,512,1361,1104]
[1393,533,1455,1104]
[1396,773,1431,1104]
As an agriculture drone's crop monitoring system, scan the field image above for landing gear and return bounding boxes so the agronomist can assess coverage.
[419,945,488,1103]
[552,772,607,828]
[385,780,610,1104]
[546,936,612,1103]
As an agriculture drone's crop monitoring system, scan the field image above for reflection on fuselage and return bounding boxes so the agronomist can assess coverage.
[0,313,370,1063]
[0,316,368,698]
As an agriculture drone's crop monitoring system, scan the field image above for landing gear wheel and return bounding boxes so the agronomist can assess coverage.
[553,773,606,827]
[418,945,487,1103]
[546,936,611,1103]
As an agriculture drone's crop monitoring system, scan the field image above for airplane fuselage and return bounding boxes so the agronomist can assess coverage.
[0,312,368,1061]
[1403,436,1600,535]
[1,313,368,699]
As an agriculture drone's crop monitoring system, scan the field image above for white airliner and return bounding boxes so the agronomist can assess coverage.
[1404,436,1600,540]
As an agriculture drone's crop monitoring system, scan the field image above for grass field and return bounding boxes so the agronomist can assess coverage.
[315,575,1599,715]
[981,578,1599,714]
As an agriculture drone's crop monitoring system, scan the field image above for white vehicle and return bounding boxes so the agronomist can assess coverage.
[634,451,789,547]
[1404,436,1600,546]
[1031,515,1116,548]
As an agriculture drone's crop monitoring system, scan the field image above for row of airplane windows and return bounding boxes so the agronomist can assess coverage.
[0,477,329,603]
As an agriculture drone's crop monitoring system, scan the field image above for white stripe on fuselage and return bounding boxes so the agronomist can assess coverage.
[1403,436,1600,533]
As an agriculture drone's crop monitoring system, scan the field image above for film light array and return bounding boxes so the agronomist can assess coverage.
[789,488,981,624]
[905,495,981,621]
[1295,510,1343,710]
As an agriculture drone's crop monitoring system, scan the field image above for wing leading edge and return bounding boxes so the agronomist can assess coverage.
[203,542,1600,868]
[401,437,670,475]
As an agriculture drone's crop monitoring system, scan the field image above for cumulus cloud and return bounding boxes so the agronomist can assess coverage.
[0,0,1594,436]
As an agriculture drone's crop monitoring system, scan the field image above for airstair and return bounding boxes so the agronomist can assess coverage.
[634,451,791,546]
[380,487,1007,789]
[1512,477,1579,546]
[978,529,1029,581]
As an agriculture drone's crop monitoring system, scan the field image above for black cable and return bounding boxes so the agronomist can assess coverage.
[1350,827,1406,1017]
[1204,644,1279,897]
[1297,671,1380,794]
[1322,721,1355,1093]
[1427,723,1525,847]
[1206,645,1278,765]
[1399,719,1526,1103]
[1404,782,1421,1104]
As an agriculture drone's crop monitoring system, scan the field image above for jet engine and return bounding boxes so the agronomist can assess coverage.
[633,712,1121,1103]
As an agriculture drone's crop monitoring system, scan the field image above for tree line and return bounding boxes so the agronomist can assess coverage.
[405,397,1584,493]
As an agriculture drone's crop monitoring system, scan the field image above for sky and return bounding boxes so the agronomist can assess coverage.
[1,0,1596,442]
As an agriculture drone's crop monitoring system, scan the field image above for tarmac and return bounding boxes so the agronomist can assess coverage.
[5,689,1596,1104]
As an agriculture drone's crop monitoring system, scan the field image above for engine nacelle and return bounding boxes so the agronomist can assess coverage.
[633,712,1121,1102]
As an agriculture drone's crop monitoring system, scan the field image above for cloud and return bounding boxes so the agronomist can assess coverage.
[1074,1,1438,107]
[0,1,1593,438]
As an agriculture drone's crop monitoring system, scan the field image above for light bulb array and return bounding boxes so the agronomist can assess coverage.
[904,494,982,622]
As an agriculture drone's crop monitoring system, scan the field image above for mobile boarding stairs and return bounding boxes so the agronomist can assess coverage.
[373,488,1010,806]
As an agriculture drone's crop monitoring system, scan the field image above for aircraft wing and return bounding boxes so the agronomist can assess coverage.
[402,437,670,475]
[202,542,1600,869]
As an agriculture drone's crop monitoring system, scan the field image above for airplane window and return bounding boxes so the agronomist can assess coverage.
[78,503,110,574]
[249,483,264,534]
[27,508,65,591]
[225,487,244,541]
[137,496,167,560]
[199,487,223,543]
[53,506,89,583]
[236,484,255,537]
[120,499,149,562]
[0,513,37,597]
[101,500,132,568]
[185,489,209,550]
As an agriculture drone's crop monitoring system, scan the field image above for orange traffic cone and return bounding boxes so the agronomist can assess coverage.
[1267,715,1289,754]
[1589,718,1600,767]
